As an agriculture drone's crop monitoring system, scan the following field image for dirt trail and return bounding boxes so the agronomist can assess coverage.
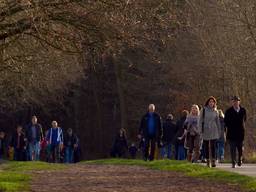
[30,164,243,192]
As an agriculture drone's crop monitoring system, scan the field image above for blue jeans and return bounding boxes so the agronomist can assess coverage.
[216,140,225,160]
[28,142,40,161]
[65,147,74,163]
[161,143,172,159]
[177,144,186,160]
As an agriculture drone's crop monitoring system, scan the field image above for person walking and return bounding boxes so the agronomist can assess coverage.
[46,121,64,163]
[64,128,79,163]
[110,128,128,158]
[174,110,189,160]
[138,104,162,161]
[0,131,7,160]
[161,114,177,159]
[183,105,201,163]
[199,96,221,167]
[224,96,246,168]
[10,125,26,161]
[216,109,225,163]
[25,116,43,161]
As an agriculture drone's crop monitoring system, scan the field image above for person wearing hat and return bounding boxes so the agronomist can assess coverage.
[224,96,247,168]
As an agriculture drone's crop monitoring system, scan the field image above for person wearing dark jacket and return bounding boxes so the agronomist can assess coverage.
[11,125,26,161]
[129,143,138,159]
[138,104,162,161]
[111,128,128,158]
[224,96,246,168]
[25,116,43,161]
[0,131,7,159]
[174,110,189,160]
[160,114,177,159]
[64,128,78,163]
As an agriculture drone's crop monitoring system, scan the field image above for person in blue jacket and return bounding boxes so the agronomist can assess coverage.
[138,104,162,161]
[46,121,63,163]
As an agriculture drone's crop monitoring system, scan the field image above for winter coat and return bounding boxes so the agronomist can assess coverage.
[10,132,26,149]
[184,115,200,136]
[139,112,162,140]
[162,119,177,144]
[25,123,43,143]
[111,135,128,157]
[64,134,79,148]
[46,127,63,145]
[199,107,221,140]
[224,106,246,142]
[174,116,187,145]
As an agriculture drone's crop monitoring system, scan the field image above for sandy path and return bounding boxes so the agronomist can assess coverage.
[30,164,243,192]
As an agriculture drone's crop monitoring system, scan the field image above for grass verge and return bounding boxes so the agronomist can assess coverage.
[0,161,65,192]
[85,158,256,192]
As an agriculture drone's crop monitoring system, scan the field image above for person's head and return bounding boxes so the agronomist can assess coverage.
[31,115,38,125]
[231,96,241,108]
[190,104,200,116]
[0,131,5,139]
[17,125,22,133]
[218,109,224,118]
[205,96,217,109]
[67,128,73,136]
[119,128,126,137]
[167,114,174,120]
[51,121,58,128]
[181,110,189,118]
[148,104,155,113]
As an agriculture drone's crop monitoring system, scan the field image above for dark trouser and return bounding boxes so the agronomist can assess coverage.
[14,148,24,161]
[229,140,243,165]
[49,144,61,163]
[203,140,216,159]
[144,136,156,161]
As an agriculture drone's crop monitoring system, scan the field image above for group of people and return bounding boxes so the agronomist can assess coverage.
[111,95,246,169]
[0,116,81,163]
[139,96,246,168]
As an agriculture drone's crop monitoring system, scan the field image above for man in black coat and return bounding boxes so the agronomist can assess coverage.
[64,128,79,163]
[138,104,162,161]
[224,96,246,168]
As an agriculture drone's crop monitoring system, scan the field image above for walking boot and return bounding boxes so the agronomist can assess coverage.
[237,157,242,167]
[187,153,192,162]
[194,151,200,163]
[206,159,211,167]
[211,159,216,168]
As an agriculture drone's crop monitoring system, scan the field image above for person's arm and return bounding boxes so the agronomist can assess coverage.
[60,128,64,144]
[198,109,203,134]
[216,111,221,139]
[138,115,145,139]
[224,109,230,128]
[73,134,79,148]
[159,115,163,141]
[177,129,187,140]
[39,124,43,141]
[244,108,247,122]
[46,129,50,142]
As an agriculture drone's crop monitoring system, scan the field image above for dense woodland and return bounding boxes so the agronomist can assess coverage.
[1,0,256,159]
